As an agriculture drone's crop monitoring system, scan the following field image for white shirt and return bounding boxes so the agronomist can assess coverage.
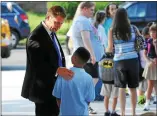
[139,50,146,68]
[98,24,107,48]
[42,21,62,59]
[67,26,72,37]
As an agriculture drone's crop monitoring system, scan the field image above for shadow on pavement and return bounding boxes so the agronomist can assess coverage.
[2,99,35,116]
[1,65,26,71]
[14,45,26,50]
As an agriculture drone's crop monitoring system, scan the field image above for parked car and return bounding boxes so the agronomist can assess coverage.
[1,2,30,48]
[120,1,157,31]
[1,18,12,58]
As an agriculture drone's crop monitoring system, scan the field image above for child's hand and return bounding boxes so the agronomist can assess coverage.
[153,58,157,65]
[153,39,157,46]
[147,60,153,67]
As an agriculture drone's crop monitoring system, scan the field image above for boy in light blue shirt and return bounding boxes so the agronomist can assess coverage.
[53,47,95,116]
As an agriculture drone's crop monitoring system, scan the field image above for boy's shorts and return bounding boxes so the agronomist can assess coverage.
[100,84,119,98]
[138,79,147,92]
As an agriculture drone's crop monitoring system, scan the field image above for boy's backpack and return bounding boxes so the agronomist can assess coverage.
[98,52,114,83]
[132,25,147,52]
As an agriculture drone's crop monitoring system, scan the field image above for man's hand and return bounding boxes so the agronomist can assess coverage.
[57,67,74,80]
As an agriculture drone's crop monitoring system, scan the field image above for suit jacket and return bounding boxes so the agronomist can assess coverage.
[21,23,65,103]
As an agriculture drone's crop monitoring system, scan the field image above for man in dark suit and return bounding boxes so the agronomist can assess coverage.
[21,6,74,116]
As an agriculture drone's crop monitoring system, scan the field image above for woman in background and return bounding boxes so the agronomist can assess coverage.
[103,3,118,38]
[71,2,97,114]
[107,8,140,116]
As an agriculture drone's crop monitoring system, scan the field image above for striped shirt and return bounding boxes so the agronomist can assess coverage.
[113,26,138,61]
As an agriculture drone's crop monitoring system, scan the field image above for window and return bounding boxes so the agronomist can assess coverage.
[1,5,10,13]
[127,2,147,17]
[127,4,137,17]
[1,5,16,14]
[136,3,147,17]
[147,2,157,17]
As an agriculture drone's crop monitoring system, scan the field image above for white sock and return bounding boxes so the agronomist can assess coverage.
[154,95,157,101]
[112,110,115,114]
[145,99,150,107]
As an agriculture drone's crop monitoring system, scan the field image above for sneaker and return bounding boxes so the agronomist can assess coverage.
[125,89,129,97]
[126,92,129,97]
[111,112,120,116]
[89,106,97,114]
[138,95,146,105]
[153,101,157,104]
[104,111,111,116]
[143,104,150,111]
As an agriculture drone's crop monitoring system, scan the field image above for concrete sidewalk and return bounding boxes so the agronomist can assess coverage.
[2,46,157,116]
[2,99,157,116]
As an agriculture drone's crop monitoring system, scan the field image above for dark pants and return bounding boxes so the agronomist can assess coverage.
[35,100,59,116]
[114,58,139,88]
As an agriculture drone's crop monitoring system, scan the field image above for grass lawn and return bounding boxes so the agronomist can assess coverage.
[19,11,71,45]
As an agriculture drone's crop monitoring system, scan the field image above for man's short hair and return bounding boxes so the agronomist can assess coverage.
[74,47,90,64]
[46,6,66,18]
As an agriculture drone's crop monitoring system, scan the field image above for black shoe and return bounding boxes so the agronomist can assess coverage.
[153,101,157,104]
[126,93,129,97]
[89,106,97,114]
[143,105,150,111]
[104,111,111,116]
[143,107,150,111]
[111,112,120,116]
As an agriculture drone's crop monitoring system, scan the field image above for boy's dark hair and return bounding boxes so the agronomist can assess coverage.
[142,26,149,36]
[73,47,90,64]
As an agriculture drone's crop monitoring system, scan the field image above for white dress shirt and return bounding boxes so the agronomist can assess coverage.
[42,21,62,59]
